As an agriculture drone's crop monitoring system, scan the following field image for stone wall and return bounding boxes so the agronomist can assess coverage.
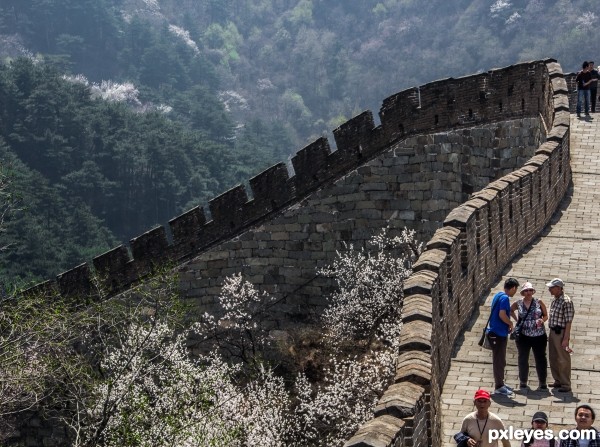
[179,118,543,325]
[26,60,560,304]
[344,61,570,447]
[16,59,571,447]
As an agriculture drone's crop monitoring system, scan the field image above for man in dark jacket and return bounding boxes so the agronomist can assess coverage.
[576,61,595,118]
[589,61,599,113]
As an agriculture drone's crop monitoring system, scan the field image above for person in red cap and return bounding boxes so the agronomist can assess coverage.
[455,389,511,447]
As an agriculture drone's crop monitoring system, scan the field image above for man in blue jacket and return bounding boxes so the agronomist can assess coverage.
[487,277,518,396]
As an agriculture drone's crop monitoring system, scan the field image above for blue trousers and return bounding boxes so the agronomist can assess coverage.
[577,89,591,115]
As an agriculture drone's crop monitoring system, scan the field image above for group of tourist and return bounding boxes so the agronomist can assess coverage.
[455,390,599,447]
[575,60,599,118]
[453,277,583,446]
[486,277,574,396]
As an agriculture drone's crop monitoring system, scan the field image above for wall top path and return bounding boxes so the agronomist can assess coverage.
[25,59,560,300]
[440,116,600,444]
[344,59,570,447]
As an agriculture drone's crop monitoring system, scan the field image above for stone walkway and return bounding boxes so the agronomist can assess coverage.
[441,115,600,444]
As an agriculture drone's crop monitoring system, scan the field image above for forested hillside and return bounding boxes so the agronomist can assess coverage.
[0,59,258,285]
[0,0,598,287]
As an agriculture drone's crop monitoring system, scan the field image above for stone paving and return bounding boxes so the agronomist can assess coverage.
[440,115,600,444]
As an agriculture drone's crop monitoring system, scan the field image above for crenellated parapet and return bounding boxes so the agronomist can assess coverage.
[344,60,571,447]
[17,58,574,447]
[25,59,563,301]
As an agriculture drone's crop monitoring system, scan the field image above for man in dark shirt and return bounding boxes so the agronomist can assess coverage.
[560,404,600,447]
[590,61,599,113]
[576,61,595,118]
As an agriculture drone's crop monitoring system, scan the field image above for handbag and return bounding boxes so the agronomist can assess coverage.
[478,298,499,350]
[479,330,492,349]
[453,431,471,447]
[510,299,535,341]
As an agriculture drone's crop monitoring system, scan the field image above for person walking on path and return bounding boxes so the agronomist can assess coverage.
[487,277,518,396]
[547,278,574,393]
[510,282,549,390]
[559,404,600,447]
[522,411,554,447]
[590,61,599,113]
[576,61,595,118]
[455,389,511,447]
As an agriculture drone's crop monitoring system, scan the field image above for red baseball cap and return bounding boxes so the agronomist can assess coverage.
[474,389,491,401]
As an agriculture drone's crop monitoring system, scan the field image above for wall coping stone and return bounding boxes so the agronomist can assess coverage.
[345,59,571,447]
[412,249,448,273]
[344,415,407,447]
[374,382,427,418]
[402,294,434,323]
[425,227,462,251]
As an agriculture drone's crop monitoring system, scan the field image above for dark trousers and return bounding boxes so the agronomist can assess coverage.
[592,88,598,112]
[516,333,548,386]
[489,332,508,389]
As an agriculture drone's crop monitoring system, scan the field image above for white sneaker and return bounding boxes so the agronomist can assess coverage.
[504,384,514,391]
[494,386,513,396]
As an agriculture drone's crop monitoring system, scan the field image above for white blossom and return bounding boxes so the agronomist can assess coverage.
[79,229,420,446]
[142,0,160,12]
[577,12,597,31]
[257,78,275,91]
[506,11,521,24]
[168,24,200,54]
[89,80,141,105]
[62,73,89,86]
[0,34,39,62]
[218,90,249,112]
[320,228,419,344]
[490,0,512,15]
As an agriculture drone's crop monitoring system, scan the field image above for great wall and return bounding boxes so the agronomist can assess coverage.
[19,58,575,446]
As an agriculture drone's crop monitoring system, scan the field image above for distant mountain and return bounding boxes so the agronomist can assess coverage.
[2,1,596,146]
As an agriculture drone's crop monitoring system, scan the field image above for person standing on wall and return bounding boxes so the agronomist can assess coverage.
[575,61,595,118]
[590,61,599,113]
[522,411,554,447]
[487,277,518,396]
[454,389,511,447]
[546,278,574,393]
[510,282,549,390]
[559,404,600,447]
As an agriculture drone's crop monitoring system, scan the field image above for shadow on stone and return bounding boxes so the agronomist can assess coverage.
[490,394,526,407]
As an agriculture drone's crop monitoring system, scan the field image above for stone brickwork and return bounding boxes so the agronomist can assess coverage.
[344,61,570,447]
[26,60,559,303]
[179,119,542,325]
[18,59,571,447]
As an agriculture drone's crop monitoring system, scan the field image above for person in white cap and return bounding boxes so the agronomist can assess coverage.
[510,282,549,390]
[546,278,574,392]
